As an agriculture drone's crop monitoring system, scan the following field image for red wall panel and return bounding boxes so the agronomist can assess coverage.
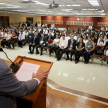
[41,16,108,29]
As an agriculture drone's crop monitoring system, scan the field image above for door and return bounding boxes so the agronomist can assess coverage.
[0,16,9,28]
[26,17,33,25]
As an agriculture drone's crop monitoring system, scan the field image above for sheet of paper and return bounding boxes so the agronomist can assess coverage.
[16,62,40,81]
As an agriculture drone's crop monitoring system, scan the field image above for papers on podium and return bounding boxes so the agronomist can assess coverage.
[16,62,40,81]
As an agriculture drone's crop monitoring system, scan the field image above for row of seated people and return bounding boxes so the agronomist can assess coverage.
[0,30,25,49]
[28,32,108,64]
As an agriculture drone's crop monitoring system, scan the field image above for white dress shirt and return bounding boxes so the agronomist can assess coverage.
[6,34,11,40]
[97,41,105,46]
[106,27,108,31]
[38,23,41,27]
[88,26,92,30]
[43,30,48,34]
[101,27,104,31]
[18,33,25,40]
[51,24,55,29]
[83,39,88,44]
[33,78,41,85]
[74,35,77,40]
[66,36,71,40]
[59,39,68,48]
[54,39,60,46]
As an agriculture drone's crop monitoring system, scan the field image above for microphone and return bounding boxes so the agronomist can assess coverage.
[0,48,24,73]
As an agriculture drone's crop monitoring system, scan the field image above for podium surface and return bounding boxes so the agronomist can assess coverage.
[14,56,53,108]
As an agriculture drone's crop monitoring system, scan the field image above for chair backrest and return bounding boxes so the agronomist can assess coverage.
[105,46,108,51]
[48,39,53,44]
[25,35,27,39]
[95,45,103,50]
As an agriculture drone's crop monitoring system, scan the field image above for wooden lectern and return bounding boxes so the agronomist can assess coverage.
[13,56,53,108]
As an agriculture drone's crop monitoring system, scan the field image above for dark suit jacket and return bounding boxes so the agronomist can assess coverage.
[47,35,54,41]
[28,33,34,37]
[39,37,47,45]
[30,36,40,45]
[67,39,76,50]
[76,42,85,51]
[0,59,38,108]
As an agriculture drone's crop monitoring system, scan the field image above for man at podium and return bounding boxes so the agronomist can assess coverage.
[0,59,49,108]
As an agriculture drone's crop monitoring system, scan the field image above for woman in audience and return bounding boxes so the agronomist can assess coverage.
[49,34,60,58]
[104,46,108,64]
[0,31,2,46]
[5,31,12,48]
[75,38,85,64]
[97,36,105,46]
[94,34,98,45]
[83,36,88,44]
[76,34,81,43]
[1,31,7,47]
[94,36,105,55]
[83,37,95,64]
[9,31,18,49]
[92,37,97,46]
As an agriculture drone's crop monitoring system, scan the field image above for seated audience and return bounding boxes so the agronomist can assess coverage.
[27,30,34,43]
[36,33,47,55]
[97,36,105,46]
[83,36,88,44]
[47,32,54,41]
[5,31,12,48]
[29,32,40,54]
[76,34,81,43]
[49,34,60,57]
[57,35,68,61]
[105,47,108,64]
[9,31,18,49]
[83,37,95,64]
[66,34,71,40]
[43,27,48,35]
[75,38,85,64]
[66,35,76,61]
[1,31,7,47]
[94,36,105,56]
[18,30,25,48]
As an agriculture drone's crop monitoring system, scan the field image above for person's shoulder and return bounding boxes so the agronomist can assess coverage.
[0,59,9,72]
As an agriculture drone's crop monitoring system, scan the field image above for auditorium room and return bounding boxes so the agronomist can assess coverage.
[0,0,108,108]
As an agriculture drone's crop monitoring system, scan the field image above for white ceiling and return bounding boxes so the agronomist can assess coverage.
[0,0,108,17]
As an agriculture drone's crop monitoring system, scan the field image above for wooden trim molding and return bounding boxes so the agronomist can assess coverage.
[47,78,108,103]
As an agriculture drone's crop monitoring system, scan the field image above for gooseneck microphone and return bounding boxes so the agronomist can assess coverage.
[0,47,24,73]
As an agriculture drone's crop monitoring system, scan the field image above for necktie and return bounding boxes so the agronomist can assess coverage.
[34,37,35,43]
[20,34,22,40]
[70,40,73,48]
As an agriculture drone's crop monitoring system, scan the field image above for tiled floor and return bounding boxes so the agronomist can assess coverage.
[0,44,108,99]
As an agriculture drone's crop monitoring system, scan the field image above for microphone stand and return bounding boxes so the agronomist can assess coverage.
[0,48,24,73]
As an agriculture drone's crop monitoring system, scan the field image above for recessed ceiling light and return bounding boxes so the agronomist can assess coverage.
[88,9,96,10]
[66,5,71,6]
[72,5,81,6]
[101,13,105,15]
[82,9,87,10]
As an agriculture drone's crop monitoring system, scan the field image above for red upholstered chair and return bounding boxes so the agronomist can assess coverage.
[103,46,108,61]
[44,39,53,53]
[93,46,104,66]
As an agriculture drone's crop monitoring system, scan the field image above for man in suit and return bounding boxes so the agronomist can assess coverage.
[66,34,76,61]
[29,32,40,54]
[0,59,49,108]
[36,33,47,55]
[47,32,54,41]
[27,30,34,43]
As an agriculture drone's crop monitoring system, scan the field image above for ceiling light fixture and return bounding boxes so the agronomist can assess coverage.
[72,5,81,6]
